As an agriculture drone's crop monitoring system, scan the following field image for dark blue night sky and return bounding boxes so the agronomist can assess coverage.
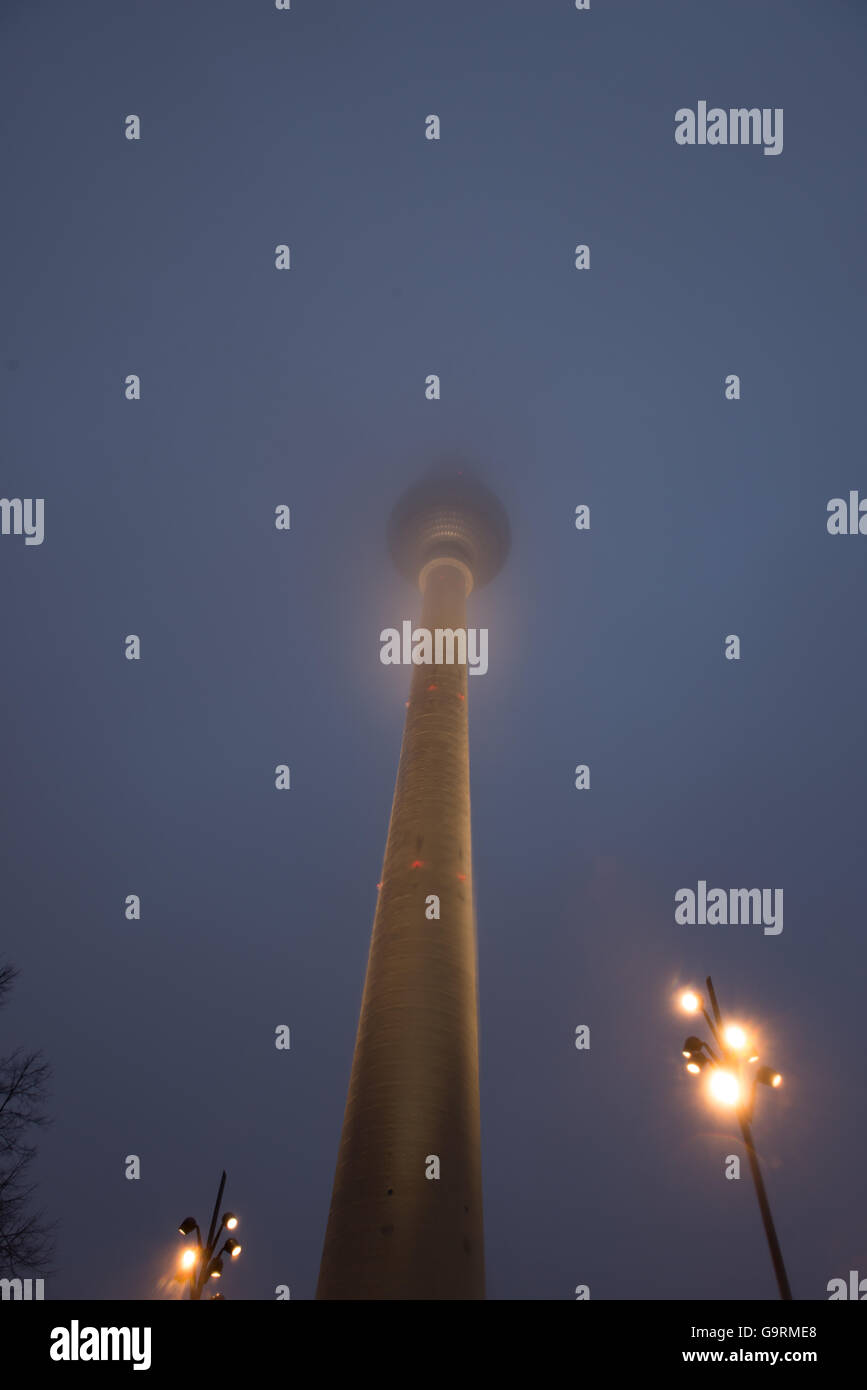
[2,0,865,1300]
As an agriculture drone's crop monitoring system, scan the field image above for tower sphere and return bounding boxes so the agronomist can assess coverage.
[388,471,510,590]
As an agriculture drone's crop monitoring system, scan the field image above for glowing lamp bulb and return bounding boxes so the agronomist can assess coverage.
[724,1025,748,1052]
[686,1061,701,1075]
[709,1070,740,1106]
[680,991,700,1014]
[180,1248,196,1271]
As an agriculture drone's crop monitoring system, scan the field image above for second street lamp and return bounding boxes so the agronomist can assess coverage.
[677,976,793,1301]
[175,1171,244,1300]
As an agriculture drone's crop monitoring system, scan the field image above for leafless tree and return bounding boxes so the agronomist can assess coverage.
[0,963,55,1276]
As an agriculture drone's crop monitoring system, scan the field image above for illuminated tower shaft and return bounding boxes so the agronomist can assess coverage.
[317,558,484,1299]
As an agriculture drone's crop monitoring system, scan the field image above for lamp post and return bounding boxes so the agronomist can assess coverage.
[177,1170,243,1300]
[678,977,792,1301]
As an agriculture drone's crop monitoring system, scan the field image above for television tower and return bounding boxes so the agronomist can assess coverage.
[316,471,510,1300]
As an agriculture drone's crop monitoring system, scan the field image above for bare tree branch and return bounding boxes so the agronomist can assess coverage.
[0,963,55,1277]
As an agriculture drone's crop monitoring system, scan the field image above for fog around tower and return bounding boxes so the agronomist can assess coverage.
[1,0,864,1307]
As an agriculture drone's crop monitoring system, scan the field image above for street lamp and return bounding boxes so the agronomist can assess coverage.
[175,1171,244,1300]
[677,976,792,1300]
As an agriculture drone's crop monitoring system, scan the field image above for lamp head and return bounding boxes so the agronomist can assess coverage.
[756,1066,782,1088]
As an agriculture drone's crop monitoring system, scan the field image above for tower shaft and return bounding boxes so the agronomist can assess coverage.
[317,561,485,1299]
